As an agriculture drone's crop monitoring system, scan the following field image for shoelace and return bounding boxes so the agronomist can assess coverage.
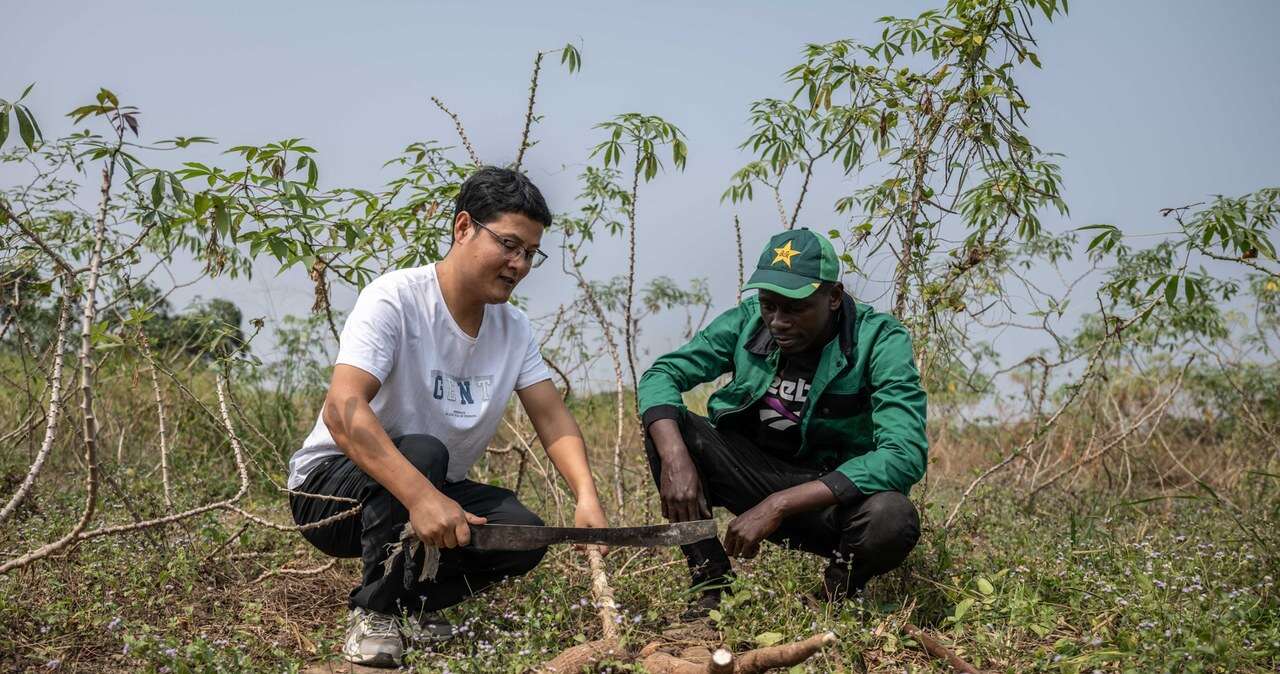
[362,610,400,638]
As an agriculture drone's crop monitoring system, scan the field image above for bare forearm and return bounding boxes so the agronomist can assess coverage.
[648,418,690,463]
[323,395,439,508]
[725,479,836,558]
[544,434,600,502]
[766,479,838,517]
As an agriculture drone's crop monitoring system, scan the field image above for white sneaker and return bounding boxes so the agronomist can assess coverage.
[342,607,404,668]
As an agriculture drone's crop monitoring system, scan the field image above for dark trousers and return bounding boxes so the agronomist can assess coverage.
[645,410,920,595]
[290,434,547,615]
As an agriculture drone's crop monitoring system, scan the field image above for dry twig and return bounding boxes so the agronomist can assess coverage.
[514,51,545,171]
[905,624,978,673]
[430,96,482,166]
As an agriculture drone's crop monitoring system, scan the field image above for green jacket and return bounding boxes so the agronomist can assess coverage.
[637,292,928,501]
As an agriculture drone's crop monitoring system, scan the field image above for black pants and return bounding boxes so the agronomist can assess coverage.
[645,410,920,595]
[290,434,547,615]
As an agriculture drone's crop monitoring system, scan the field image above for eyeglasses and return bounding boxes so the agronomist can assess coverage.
[470,219,548,268]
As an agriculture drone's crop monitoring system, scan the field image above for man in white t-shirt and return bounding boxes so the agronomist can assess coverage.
[288,167,608,668]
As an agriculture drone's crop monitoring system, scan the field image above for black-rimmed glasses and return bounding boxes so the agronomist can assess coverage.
[471,220,548,268]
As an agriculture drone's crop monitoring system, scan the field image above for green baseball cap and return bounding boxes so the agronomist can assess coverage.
[742,228,841,299]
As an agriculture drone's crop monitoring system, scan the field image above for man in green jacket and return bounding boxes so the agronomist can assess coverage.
[638,228,927,615]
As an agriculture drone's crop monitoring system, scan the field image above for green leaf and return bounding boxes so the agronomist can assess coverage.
[97,88,119,107]
[976,577,994,595]
[67,105,104,123]
[213,200,230,233]
[151,174,164,206]
[560,44,581,73]
[0,110,8,147]
[1164,276,1179,305]
[1086,231,1111,253]
[1145,275,1166,298]
[193,192,211,217]
[953,597,975,621]
[24,105,42,141]
[754,632,784,647]
[14,106,36,150]
[169,173,186,203]
[19,82,36,101]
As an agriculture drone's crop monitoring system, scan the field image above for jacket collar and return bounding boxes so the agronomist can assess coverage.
[744,292,859,358]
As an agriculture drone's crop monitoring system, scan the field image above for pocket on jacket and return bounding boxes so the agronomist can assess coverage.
[814,389,871,418]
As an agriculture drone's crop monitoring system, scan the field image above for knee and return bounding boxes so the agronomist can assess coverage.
[503,503,545,528]
[395,434,450,484]
[510,545,548,576]
[853,492,921,554]
[495,502,546,574]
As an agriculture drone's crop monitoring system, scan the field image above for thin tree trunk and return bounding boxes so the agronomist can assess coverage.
[892,108,944,321]
[623,156,642,405]
[514,51,545,171]
[0,293,71,523]
[139,330,174,510]
[734,215,744,303]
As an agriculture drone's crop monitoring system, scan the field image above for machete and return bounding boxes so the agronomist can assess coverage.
[468,519,717,551]
[397,519,717,587]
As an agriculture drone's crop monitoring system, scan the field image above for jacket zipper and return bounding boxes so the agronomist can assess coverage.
[798,348,853,456]
[711,348,779,424]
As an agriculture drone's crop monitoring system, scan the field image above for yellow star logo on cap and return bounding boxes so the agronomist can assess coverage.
[771,240,800,268]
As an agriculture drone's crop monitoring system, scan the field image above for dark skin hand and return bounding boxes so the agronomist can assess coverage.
[723,480,837,558]
[648,418,711,523]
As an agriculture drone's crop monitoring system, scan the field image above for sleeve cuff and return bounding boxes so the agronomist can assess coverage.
[818,471,864,506]
[640,404,682,431]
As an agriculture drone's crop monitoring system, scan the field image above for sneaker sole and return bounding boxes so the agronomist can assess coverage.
[342,650,402,668]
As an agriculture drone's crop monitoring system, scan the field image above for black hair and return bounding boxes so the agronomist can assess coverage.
[452,166,552,241]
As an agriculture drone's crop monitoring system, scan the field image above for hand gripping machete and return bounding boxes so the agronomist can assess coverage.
[468,518,718,551]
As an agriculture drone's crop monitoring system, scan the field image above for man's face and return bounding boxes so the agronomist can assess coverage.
[757,285,841,354]
[452,211,544,304]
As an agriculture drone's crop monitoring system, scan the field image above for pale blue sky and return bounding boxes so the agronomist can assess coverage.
[5,1,1279,371]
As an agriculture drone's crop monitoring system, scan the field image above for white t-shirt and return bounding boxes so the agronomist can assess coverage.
[286,263,551,488]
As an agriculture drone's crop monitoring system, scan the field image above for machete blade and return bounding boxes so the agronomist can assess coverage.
[468,519,717,551]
